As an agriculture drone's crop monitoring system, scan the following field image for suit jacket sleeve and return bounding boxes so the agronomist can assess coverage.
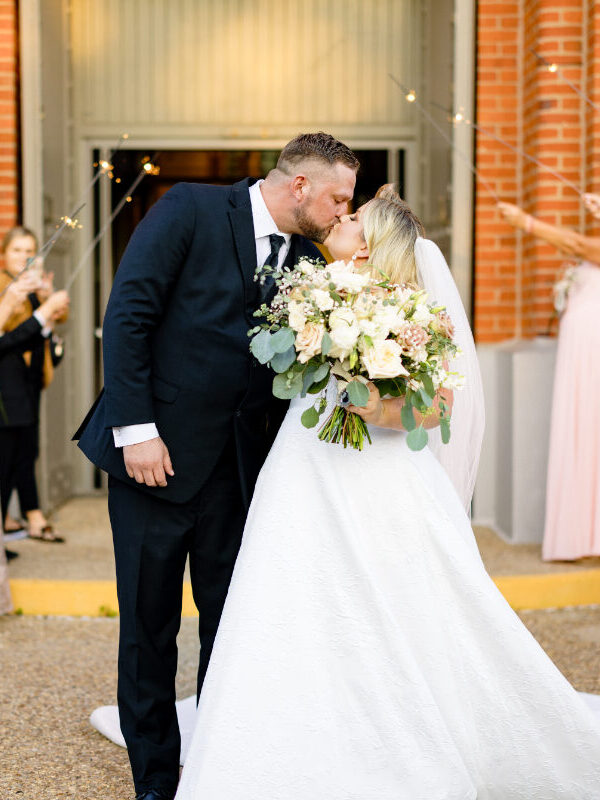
[102,182,197,427]
[0,315,43,356]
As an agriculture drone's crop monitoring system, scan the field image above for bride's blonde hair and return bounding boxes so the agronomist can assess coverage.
[360,184,424,287]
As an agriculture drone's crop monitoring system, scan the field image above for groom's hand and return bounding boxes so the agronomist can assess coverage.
[123,437,175,487]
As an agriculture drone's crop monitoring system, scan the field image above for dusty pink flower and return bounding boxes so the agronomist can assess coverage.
[396,322,430,360]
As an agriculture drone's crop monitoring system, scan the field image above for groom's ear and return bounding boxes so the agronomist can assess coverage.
[291,174,309,201]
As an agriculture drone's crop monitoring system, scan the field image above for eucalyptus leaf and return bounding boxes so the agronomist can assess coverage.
[270,346,297,373]
[406,425,428,451]
[249,330,274,364]
[346,380,369,407]
[301,406,320,428]
[401,403,417,431]
[421,373,435,399]
[301,364,318,395]
[272,372,303,399]
[313,363,330,383]
[270,327,296,354]
[321,331,332,356]
[308,374,331,394]
[418,387,434,408]
[440,416,451,444]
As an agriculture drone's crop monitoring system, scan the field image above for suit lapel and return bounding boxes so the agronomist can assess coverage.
[228,178,258,306]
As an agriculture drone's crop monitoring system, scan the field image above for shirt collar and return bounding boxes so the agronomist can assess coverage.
[249,180,291,246]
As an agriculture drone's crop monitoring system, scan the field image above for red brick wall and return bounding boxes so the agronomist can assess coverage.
[475,0,598,342]
[0,0,18,236]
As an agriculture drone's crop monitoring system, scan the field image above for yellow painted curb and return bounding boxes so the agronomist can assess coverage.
[9,579,198,618]
[493,569,600,610]
[8,570,600,617]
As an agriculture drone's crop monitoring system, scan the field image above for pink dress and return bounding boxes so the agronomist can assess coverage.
[543,261,600,560]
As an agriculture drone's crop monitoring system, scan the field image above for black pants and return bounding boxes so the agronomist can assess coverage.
[107,435,246,797]
[0,425,39,520]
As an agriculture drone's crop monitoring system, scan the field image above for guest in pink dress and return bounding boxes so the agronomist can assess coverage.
[499,199,600,561]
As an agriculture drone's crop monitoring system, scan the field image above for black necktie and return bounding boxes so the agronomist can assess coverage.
[257,233,285,306]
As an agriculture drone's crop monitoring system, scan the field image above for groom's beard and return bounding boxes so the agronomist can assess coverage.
[293,204,333,244]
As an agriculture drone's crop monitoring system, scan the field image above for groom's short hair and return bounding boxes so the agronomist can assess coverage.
[276,133,360,175]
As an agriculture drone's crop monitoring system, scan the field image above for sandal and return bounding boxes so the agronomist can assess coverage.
[28,524,65,543]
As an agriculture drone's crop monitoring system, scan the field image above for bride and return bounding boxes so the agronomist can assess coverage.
[98,187,600,798]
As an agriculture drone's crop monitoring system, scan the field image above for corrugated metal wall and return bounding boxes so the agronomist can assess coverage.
[71,0,419,138]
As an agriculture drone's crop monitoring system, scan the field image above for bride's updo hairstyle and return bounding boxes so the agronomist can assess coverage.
[360,184,424,287]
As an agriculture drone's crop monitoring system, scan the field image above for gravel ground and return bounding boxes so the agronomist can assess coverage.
[1,608,599,800]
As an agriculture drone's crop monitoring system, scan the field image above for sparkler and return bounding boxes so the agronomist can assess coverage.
[65,159,160,291]
[431,102,584,198]
[530,49,600,113]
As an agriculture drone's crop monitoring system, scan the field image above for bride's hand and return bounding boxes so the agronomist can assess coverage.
[347,382,385,426]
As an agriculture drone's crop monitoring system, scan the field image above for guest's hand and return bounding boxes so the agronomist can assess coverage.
[123,437,174,487]
[497,201,527,230]
[3,272,41,309]
[583,193,600,220]
[38,289,70,322]
[37,270,55,301]
[347,382,385,425]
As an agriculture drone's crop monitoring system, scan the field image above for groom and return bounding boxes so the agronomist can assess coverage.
[75,132,359,800]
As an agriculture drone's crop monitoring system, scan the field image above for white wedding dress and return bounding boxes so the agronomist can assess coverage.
[168,380,600,799]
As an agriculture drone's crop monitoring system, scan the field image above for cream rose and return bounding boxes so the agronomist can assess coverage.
[360,339,408,380]
[328,307,360,359]
[288,301,307,332]
[327,262,370,293]
[294,321,325,363]
[311,288,335,312]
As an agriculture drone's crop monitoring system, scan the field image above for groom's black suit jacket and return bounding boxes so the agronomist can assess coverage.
[75,178,323,505]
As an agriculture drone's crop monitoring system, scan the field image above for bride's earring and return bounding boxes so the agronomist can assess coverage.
[351,252,358,262]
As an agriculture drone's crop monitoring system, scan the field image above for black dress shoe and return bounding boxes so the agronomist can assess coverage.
[5,549,19,561]
[135,790,175,800]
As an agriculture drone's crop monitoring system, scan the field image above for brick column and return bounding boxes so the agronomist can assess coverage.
[0,0,18,237]
[474,1,521,343]
[474,0,592,342]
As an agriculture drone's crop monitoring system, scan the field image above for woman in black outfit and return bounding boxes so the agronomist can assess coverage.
[0,227,69,542]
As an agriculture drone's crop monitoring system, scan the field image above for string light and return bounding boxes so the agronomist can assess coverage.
[548,63,558,73]
[441,102,584,197]
[388,73,500,202]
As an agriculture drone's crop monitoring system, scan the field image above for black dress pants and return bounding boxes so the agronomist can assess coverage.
[107,435,246,797]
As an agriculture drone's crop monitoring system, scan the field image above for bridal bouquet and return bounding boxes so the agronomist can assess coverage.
[249,257,462,451]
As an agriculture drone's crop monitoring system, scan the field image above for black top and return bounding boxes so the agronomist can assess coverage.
[0,315,45,428]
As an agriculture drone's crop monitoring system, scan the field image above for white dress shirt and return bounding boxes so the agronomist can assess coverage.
[112,180,291,448]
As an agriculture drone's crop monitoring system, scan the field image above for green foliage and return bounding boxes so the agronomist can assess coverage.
[321,331,332,356]
[249,330,274,364]
[346,380,369,407]
[273,371,303,399]
[401,402,417,431]
[270,327,295,354]
[301,406,320,428]
[406,425,428,451]
[270,346,297,373]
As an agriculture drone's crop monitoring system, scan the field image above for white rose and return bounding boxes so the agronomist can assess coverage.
[294,322,325,363]
[297,258,316,276]
[360,339,408,380]
[327,262,370,293]
[288,301,307,332]
[410,302,434,326]
[328,307,360,359]
[311,288,335,312]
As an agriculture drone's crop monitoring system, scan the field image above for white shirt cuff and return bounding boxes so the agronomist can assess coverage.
[112,423,160,448]
[33,309,52,337]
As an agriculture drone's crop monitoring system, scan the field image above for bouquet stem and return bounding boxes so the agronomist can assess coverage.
[318,405,372,450]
